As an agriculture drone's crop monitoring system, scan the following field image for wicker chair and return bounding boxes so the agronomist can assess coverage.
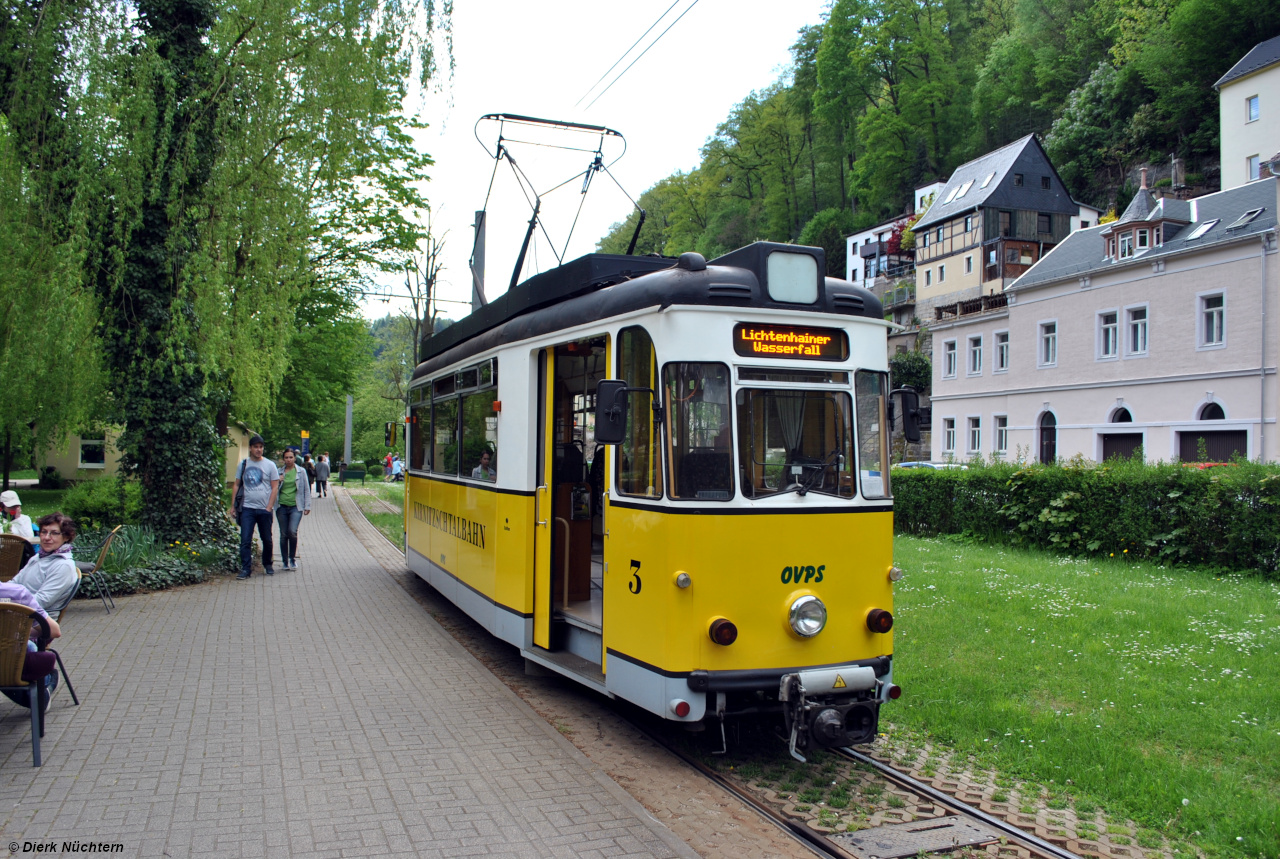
[0,534,27,583]
[0,602,61,766]
[74,525,121,613]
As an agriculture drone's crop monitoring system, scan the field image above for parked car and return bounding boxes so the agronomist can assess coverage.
[892,461,968,470]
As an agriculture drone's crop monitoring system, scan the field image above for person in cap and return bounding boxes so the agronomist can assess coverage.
[12,512,79,619]
[230,434,280,579]
[0,489,37,550]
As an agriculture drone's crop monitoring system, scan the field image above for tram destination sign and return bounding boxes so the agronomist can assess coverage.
[733,323,849,361]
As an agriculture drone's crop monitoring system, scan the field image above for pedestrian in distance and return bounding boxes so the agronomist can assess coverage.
[314,454,330,497]
[383,451,393,481]
[302,453,317,491]
[391,453,404,482]
[275,448,311,570]
[231,434,280,579]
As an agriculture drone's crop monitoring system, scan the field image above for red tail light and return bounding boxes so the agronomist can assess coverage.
[709,617,738,646]
[866,609,894,634]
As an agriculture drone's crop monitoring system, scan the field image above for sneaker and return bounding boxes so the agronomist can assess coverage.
[264,567,275,576]
[47,671,58,696]
[237,571,251,580]
[291,560,298,570]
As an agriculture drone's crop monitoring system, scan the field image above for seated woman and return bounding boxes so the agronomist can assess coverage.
[11,513,78,620]
[0,490,38,564]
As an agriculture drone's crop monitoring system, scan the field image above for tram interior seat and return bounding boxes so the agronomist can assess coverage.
[677,452,732,500]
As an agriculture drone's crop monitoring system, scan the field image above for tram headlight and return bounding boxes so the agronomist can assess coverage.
[788,595,827,638]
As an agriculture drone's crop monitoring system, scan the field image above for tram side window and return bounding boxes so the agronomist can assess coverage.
[615,326,662,498]
[664,363,733,500]
[855,370,892,499]
[461,390,498,481]
[433,398,459,476]
[410,392,431,472]
[735,389,854,499]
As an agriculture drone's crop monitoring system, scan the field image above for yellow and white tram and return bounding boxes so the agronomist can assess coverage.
[404,241,902,755]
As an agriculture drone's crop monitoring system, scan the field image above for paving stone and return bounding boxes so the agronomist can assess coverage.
[0,489,697,858]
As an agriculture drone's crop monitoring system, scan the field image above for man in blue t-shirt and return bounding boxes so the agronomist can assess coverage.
[231,435,280,579]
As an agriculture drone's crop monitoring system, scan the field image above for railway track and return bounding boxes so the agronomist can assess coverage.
[625,708,1087,859]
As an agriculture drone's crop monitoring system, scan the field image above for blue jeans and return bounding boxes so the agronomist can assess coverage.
[239,508,274,574]
[276,505,302,566]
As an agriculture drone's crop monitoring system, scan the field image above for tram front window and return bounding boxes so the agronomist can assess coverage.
[735,388,854,498]
[664,363,733,500]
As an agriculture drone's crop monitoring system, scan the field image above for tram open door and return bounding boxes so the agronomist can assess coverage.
[532,339,608,680]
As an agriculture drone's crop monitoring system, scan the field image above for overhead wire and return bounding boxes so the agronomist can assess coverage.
[573,0,682,109]
[585,0,704,111]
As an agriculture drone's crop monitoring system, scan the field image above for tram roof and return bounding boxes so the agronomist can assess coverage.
[413,242,884,381]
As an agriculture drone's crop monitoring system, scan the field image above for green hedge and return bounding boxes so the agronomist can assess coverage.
[892,460,1280,576]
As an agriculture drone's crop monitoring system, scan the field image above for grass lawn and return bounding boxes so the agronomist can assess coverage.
[7,488,67,520]
[348,487,403,549]
[891,535,1279,858]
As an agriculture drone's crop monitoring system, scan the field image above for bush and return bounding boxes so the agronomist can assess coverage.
[75,524,235,598]
[892,459,1280,576]
[38,466,62,489]
[368,464,384,477]
[61,476,142,530]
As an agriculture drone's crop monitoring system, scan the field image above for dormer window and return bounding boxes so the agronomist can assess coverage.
[1119,233,1134,259]
[1186,219,1219,240]
[1137,229,1149,249]
[1154,225,1162,246]
[1108,238,1115,258]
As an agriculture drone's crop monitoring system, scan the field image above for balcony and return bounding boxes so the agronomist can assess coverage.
[934,292,1008,321]
[882,283,915,309]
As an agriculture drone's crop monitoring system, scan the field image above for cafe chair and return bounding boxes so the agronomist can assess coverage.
[0,602,73,766]
[75,525,121,613]
[0,534,27,583]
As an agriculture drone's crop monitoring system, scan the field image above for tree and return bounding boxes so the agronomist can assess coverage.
[798,208,857,276]
[889,349,931,394]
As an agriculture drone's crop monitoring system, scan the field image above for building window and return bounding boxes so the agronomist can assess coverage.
[936,227,943,243]
[1108,238,1115,258]
[1037,213,1051,233]
[1137,229,1149,248]
[1127,306,1148,355]
[994,416,1009,453]
[968,417,981,452]
[1041,176,1051,190]
[1081,220,1090,229]
[1201,293,1225,346]
[1247,95,1259,123]
[964,215,974,232]
[965,255,973,275]
[79,438,106,468]
[1000,211,1012,236]
[939,264,946,282]
[921,232,929,248]
[1006,247,1018,264]
[1098,311,1118,358]
[968,336,983,375]
[943,340,957,378]
[925,269,932,286]
[1014,173,1024,187]
[1119,233,1133,258]
[994,331,1009,372]
[1153,225,1162,245]
[943,418,956,453]
[1039,322,1057,367]
[1247,155,1261,182]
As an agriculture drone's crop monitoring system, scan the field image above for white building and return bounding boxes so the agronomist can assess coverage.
[928,177,1278,464]
[1216,34,1280,190]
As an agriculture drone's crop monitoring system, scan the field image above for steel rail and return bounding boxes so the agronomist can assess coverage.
[837,747,1085,859]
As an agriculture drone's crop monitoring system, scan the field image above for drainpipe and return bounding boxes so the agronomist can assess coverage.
[1261,229,1275,462]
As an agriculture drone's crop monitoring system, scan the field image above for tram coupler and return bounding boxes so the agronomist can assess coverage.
[781,671,882,762]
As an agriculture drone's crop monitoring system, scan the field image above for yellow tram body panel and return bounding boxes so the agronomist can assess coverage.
[603,505,894,674]
[405,474,536,615]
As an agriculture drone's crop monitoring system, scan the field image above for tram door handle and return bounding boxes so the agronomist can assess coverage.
[536,484,548,526]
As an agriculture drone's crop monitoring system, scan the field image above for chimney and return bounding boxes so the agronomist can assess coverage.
[1139,167,1148,190]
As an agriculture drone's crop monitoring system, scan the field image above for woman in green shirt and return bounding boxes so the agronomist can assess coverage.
[276,448,312,570]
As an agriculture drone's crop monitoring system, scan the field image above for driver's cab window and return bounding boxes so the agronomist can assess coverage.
[615,326,662,498]
[735,388,854,498]
[664,363,733,500]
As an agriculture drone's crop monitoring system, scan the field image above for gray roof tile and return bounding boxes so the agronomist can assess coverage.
[1214,34,1280,88]
[1009,178,1278,291]
[915,135,1077,230]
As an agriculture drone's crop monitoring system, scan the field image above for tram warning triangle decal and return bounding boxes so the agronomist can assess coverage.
[833,674,847,689]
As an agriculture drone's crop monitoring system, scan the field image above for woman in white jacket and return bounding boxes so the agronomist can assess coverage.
[275,449,311,570]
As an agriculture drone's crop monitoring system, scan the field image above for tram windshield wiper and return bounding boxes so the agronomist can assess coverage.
[783,449,843,497]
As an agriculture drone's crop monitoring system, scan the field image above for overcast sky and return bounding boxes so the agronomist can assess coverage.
[362,0,831,322]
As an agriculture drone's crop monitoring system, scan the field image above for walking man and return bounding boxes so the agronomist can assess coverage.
[315,454,330,497]
[231,434,280,579]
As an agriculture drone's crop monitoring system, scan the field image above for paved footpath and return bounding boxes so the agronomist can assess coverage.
[0,491,697,859]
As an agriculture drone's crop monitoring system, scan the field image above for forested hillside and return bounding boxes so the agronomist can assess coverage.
[598,0,1280,273]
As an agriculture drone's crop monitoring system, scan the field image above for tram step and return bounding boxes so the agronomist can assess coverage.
[521,646,607,693]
